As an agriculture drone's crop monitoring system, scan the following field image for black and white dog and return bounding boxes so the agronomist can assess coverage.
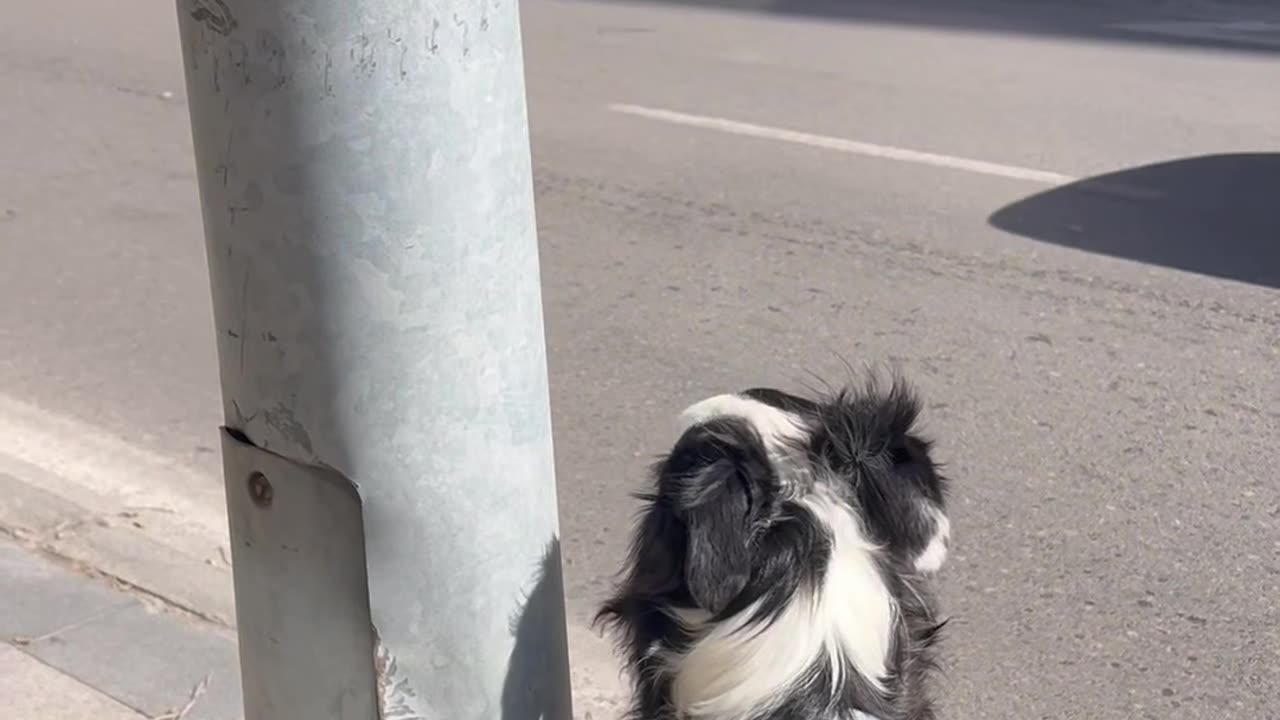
[598,378,951,720]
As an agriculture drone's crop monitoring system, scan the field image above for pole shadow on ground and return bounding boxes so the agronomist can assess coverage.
[989,153,1280,289]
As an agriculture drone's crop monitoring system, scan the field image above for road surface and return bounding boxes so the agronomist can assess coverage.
[1,1,1277,718]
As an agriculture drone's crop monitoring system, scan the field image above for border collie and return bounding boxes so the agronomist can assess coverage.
[597,378,950,720]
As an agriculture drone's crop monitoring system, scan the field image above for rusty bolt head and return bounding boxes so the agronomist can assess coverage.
[248,472,273,508]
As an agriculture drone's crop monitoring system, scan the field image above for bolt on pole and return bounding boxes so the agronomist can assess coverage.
[175,1,574,719]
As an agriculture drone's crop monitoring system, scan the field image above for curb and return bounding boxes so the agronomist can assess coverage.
[0,396,625,719]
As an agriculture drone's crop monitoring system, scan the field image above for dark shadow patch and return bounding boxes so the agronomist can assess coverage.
[573,0,1280,55]
[502,537,576,720]
[989,153,1280,289]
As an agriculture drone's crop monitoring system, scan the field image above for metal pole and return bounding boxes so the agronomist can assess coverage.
[175,1,573,718]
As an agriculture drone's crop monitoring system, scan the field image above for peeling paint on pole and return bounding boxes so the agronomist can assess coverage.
[375,636,428,720]
[176,0,573,718]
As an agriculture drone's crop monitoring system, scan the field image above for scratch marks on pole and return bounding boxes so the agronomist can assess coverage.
[453,13,472,58]
[226,179,263,227]
[236,266,251,377]
[353,33,379,78]
[186,10,501,106]
[427,20,441,56]
[187,0,238,37]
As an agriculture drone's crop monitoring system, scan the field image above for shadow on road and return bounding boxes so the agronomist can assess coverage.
[989,153,1280,289]
[577,0,1280,55]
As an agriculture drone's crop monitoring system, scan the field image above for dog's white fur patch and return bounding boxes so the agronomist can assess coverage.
[678,394,807,452]
[803,489,897,690]
[665,488,896,719]
[913,507,950,574]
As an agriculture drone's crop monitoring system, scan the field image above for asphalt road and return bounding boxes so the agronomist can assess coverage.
[2,1,1278,718]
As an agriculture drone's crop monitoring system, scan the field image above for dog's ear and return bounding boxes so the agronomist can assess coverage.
[888,431,950,573]
[681,457,754,614]
[662,420,775,615]
[869,384,951,571]
[815,378,950,571]
[885,427,944,501]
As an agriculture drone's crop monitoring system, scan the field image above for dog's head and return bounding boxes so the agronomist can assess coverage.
[691,382,948,582]
[599,378,949,719]
[620,380,949,615]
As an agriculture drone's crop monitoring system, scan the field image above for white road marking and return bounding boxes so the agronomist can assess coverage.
[609,103,1078,185]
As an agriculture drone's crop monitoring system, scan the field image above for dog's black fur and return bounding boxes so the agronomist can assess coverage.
[597,378,950,720]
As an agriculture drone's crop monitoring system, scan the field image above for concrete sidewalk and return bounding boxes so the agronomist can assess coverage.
[0,450,626,720]
[0,534,242,720]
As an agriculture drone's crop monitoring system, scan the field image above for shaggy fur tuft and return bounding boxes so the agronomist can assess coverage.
[597,377,951,720]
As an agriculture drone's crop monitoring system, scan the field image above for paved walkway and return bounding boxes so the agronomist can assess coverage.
[0,455,625,720]
[0,535,242,720]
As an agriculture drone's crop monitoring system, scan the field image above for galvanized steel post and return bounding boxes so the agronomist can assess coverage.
[175,1,573,718]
